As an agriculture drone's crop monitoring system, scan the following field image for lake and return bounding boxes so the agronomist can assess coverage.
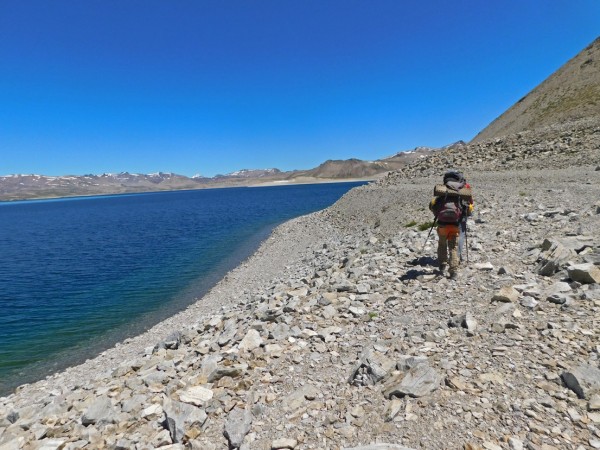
[0,182,365,395]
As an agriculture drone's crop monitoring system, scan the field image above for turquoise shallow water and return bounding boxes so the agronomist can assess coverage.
[0,182,365,394]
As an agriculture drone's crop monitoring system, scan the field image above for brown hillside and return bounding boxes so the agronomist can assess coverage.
[472,37,600,142]
[289,159,391,179]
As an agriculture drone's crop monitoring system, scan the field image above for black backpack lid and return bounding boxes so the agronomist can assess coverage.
[443,170,464,184]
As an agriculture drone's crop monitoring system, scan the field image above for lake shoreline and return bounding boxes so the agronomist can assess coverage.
[0,176,378,203]
[0,208,333,398]
[0,222,277,397]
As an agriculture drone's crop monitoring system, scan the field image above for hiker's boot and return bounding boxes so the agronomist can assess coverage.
[439,263,447,273]
[449,271,458,280]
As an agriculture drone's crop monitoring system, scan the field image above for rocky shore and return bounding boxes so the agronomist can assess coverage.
[1,124,600,449]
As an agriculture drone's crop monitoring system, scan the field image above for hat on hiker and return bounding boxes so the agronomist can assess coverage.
[443,170,464,184]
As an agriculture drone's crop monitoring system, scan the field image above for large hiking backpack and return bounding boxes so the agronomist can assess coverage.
[434,196,462,223]
[433,180,469,224]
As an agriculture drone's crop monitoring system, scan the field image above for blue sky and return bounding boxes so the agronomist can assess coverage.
[0,1,598,177]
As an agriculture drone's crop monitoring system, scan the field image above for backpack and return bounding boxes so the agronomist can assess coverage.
[434,196,463,224]
[432,180,467,224]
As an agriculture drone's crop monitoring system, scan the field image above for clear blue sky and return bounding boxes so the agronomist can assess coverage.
[1,1,598,177]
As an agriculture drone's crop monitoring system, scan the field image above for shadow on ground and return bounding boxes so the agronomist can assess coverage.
[408,256,438,267]
[399,256,440,281]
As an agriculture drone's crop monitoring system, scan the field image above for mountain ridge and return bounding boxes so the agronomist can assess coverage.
[0,148,438,201]
[473,36,600,142]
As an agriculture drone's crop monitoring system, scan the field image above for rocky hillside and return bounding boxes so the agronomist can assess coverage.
[287,149,438,181]
[382,117,600,186]
[289,159,394,180]
[0,119,599,449]
[473,37,600,142]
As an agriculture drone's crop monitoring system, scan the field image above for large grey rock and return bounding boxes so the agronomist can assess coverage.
[548,281,572,294]
[218,324,238,347]
[462,312,478,335]
[199,355,220,380]
[348,348,395,385]
[121,394,147,413]
[223,407,252,449]
[163,331,182,350]
[520,296,539,309]
[238,329,263,352]
[568,263,600,284]
[207,364,247,383]
[491,286,519,303]
[562,364,600,399]
[177,386,214,407]
[81,396,115,426]
[547,293,568,304]
[383,364,442,398]
[536,239,576,276]
[270,323,291,340]
[383,398,403,422]
[163,398,207,443]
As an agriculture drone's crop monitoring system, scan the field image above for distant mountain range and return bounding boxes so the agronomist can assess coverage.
[0,147,439,201]
[5,35,599,202]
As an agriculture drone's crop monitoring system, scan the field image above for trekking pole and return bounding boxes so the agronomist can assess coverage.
[421,218,437,254]
[464,216,469,265]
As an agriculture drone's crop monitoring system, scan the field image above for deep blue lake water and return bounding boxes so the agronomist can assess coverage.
[0,182,364,394]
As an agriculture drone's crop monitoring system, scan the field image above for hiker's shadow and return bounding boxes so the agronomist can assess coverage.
[399,256,439,281]
[409,256,437,267]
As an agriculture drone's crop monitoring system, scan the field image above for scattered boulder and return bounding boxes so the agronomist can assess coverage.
[207,364,247,383]
[383,363,442,399]
[163,331,182,350]
[520,296,539,309]
[547,293,568,305]
[163,398,207,444]
[349,348,395,385]
[474,262,494,271]
[562,364,600,400]
[491,286,519,303]
[81,397,115,426]
[238,329,263,352]
[177,386,214,407]
[536,239,576,276]
[567,263,600,284]
[223,407,252,449]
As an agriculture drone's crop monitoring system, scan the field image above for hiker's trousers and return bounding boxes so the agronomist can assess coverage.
[437,224,460,273]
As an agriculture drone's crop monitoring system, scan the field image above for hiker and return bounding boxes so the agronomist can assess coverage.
[428,170,474,279]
